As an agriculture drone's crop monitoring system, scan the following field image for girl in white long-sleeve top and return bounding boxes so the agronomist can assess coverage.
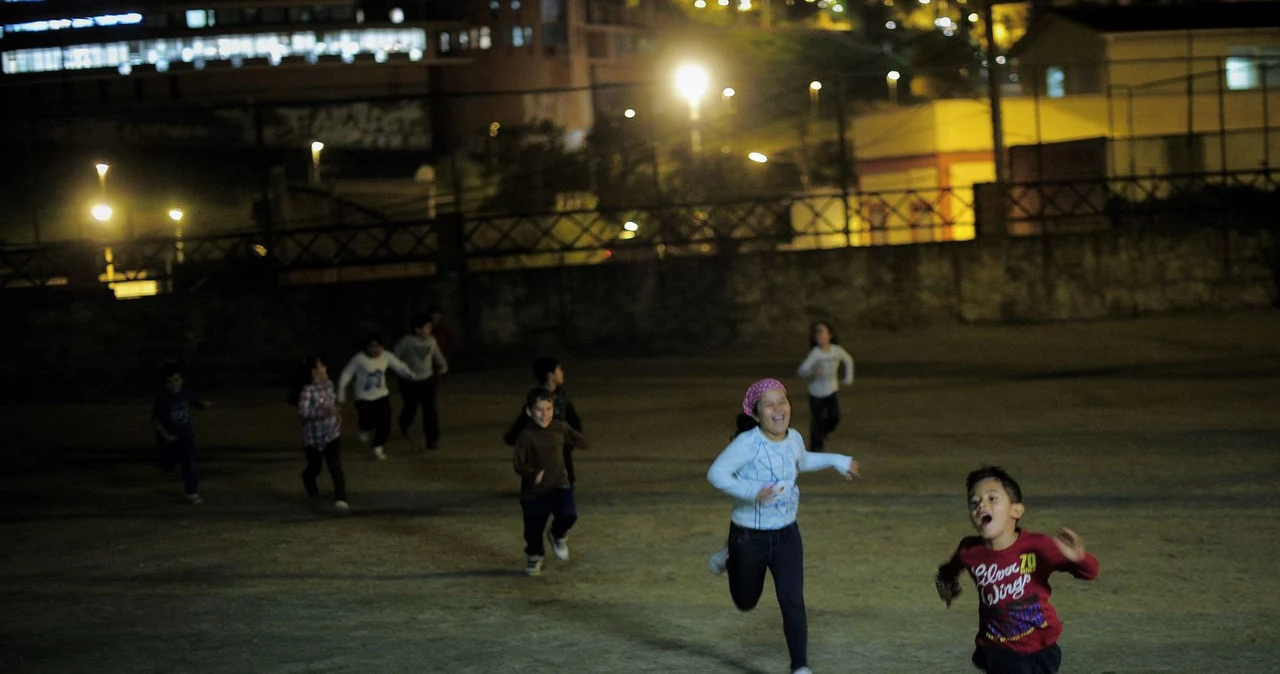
[796,321,854,452]
[706,378,860,674]
[337,333,418,460]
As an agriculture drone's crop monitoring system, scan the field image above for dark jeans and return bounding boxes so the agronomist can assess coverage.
[520,488,577,556]
[302,439,347,501]
[398,377,440,449]
[726,522,807,671]
[564,445,576,485]
[972,643,1062,674]
[807,394,841,452]
[157,434,198,495]
[355,396,392,448]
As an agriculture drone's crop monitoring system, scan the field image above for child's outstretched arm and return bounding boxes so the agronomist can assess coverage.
[935,551,965,608]
[387,353,418,381]
[565,426,589,451]
[336,357,359,404]
[796,349,819,379]
[1052,528,1100,580]
[797,445,860,479]
[839,347,855,386]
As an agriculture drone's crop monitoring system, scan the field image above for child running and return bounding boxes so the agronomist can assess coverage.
[291,355,348,513]
[337,333,417,460]
[151,362,212,504]
[512,386,589,577]
[394,313,449,451]
[935,466,1100,674]
[706,378,860,674]
[795,321,854,452]
[503,356,584,485]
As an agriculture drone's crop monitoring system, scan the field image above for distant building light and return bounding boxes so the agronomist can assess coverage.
[694,0,707,6]
[995,55,1006,65]
[489,122,501,137]
[738,0,752,10]
[623,221,639,232]
[718,0,730,6]
[885,20,897,29]
[117,63,132,75]
[934,17,952,28]
[833,3,844,12]
[185,9,208,29]
[968,12,979,22]
[748,152,768,163]
[356,9,365,23]
[722,87,736,97]
[624,108,636,118]
[409,48,424,61]
[390,7,405,24]
[618,231,637,240]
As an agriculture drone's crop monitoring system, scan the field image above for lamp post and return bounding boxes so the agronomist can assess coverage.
[91,203,115,285]
[169,208,185,264]
[674,64,709,155]
[95,162,109,194]
[809,80,822,121]
[886,71,901,105]
[310,140,325,185]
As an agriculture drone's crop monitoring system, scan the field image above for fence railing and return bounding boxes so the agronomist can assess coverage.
[1,170,1274,292]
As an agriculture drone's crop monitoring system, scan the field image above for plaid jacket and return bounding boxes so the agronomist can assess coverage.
[298,381,341,448]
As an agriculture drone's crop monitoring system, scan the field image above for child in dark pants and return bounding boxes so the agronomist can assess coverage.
[512,387,588,576]
[503,356,584,484]
[935,466,1100,674]
[151,362,211,504]
[336,333,417,460]
[292,355,348,513]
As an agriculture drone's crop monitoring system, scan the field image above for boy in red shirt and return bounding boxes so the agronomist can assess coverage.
[935,466,1099,674]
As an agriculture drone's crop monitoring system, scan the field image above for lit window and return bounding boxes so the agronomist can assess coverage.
[440,31,451,52]
[186,10,207,29]
[512,0,522,8]
[479,26,492,49]
[512,26,524,47]
[1046,66,1064,98]
[390,8,405,24]
[1226,57,1257,91]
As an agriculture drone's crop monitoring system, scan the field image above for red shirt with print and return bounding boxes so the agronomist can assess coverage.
[938,530,1099,654]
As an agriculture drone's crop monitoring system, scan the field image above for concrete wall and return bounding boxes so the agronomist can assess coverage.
[4,222,1274,396]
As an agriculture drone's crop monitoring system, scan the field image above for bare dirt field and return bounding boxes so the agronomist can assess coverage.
[4,312,1280,674]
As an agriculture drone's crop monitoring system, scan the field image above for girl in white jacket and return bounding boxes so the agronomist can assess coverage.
[795,321,854,452]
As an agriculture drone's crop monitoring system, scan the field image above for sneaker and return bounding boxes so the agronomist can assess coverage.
[525,555,544,576]
[547,533,569,561]
[708,546,728,575]
[373,446,386,460]
[792,668,813,674]
[334,500,350,513]
[186,493,203,505]
[358,431,370,444]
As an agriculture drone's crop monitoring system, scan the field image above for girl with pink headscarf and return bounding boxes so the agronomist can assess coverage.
[706,378,861,674]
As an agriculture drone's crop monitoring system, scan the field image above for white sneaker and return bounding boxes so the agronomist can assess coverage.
[547,533,569,561]
[358,431,370,444]
[373,446,386,460]
[792,668,813,674]
[708,546,728,575]
[525,555,544,576]
[334,500,350,513]
[186,493,203,504]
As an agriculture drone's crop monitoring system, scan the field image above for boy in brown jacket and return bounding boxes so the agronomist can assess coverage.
[513,387,589,576]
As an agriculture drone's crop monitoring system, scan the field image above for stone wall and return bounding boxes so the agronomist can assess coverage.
[4,225,1275,396]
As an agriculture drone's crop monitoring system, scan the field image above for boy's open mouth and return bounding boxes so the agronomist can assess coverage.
[980,514,993,526]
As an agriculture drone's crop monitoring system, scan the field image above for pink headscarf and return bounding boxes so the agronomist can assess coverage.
[743,378,787,417]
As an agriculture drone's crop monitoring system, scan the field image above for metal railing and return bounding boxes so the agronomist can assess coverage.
[1,170,1274,291]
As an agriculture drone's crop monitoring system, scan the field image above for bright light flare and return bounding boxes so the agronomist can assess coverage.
[747,152,768,163]
[168,208,184,222]
[91,204,113,222]
[674,64,709,104]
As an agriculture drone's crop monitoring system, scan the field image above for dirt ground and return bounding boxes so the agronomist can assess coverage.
[3,312,1280,674]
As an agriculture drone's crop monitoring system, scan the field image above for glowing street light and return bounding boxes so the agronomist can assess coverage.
[722,87,736,98]
[169,208,186,264]
[623,221,639,232]
[674,63,709,154]
[886,70,901,104]
[310,140,325,185]
[91,204,113,223]
[624,108,636,119]
[95,162,110,193]
[748,152,769,163]
[168,208,184,223]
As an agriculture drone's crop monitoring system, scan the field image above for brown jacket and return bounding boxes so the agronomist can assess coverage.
[512,419,589,497]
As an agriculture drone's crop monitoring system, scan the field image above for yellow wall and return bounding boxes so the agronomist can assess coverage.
[1106,28,1280,92]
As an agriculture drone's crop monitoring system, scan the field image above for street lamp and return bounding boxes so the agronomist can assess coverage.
[674,63,709,155]
[747,152,769,163]
[310,140,325,184]
[95,163,109,193]
[809,80,822,120]
[887,70,901,104]
[624,108,636,119]
[91,204,113,223]
[169,208,185,264]
[90,203,115,284]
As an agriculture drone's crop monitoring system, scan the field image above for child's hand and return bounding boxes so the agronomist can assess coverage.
[935,573,962,608]
[1053,527,1087,563]
[843,460,861,480]
[756,485,778,504]
[534,469,545,485]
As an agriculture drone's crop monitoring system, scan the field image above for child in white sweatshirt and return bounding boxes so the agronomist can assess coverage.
[337,333,417,460]
[796,321,855,452]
